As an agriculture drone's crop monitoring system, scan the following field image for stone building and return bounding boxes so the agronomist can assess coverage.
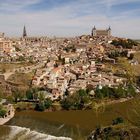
[0,33,13,55]
[0,33,5,40]
[91,26,111,37]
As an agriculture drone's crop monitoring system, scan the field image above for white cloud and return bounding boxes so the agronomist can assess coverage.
[0,0,42,11]
[0,0,139,39]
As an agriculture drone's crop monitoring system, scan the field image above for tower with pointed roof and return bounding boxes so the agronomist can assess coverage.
[108,26,111,37]
[23,26,27,38]
[91,26,96,36]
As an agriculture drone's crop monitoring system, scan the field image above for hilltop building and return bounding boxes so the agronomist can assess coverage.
[91,26,111,37]
[0,33,13,55]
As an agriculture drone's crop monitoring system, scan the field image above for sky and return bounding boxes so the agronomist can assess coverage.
[0,0,140,38]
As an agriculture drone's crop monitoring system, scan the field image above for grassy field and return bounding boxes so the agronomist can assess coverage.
[105,54,140,77]
[7,72,34,87]
[0,62,32,73]
[132,52,140,76]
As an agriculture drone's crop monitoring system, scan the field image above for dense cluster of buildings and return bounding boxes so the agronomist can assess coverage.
[30,34,127,100]
[0,26,138,100]
[0,33,14,56]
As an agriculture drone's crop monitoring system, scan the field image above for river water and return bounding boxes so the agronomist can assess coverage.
[0,96,139,140]
[0,111,90,140]
[0,125,72,140]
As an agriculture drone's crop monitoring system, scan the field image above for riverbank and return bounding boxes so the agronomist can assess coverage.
[0,96,133,126]
[6,95,140,140]
[0,105,15,125]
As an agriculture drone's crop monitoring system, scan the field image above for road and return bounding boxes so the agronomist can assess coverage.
[3,61,46,81]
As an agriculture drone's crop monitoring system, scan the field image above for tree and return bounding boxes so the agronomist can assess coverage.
[26,89,34,100]
[111,39,138,49]
[12,88,21,103]
[128,53,134,60]
[112,117,124,125]
[60,96,74,110]
[26,88,39,100]
[114,85,126,99]
[127,84,136,97]
[38,91,45,102]
[0,109,6,118]
[34,102,45,111]
[61,89,91,110]
[78,89,87,97]
[0,105,7,118]
[44,98,52,109]
[95,88,104,99]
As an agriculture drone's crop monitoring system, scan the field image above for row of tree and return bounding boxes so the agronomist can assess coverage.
[107,50,134,60]
[111,39,138,49]
[61,89,91,110]
[11,83,137,112]
[95,84,136,99]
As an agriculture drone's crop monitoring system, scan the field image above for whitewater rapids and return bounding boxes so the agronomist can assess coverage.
[0,125,72,140]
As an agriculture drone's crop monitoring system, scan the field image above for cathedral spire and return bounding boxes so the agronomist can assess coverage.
[23,25,27,38]
[93,25,96,30]
[108,26,111,30]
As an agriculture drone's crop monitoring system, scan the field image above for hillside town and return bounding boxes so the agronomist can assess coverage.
[0,26,139,118]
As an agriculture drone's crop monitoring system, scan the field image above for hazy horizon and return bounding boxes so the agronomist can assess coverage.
[0,0,140,39]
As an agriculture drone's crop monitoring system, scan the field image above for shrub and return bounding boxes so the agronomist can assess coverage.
[112,117,124,125]
[34,102,45,111]
[44,98,52,109]
[0,109,7,118]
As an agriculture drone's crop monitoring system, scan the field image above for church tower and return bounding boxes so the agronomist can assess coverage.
[91,26,96,36]
[107,26,111,37]
[23,26,27,38]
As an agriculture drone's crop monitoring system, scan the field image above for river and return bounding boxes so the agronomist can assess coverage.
[0,96,140,140]
[0,125,72,140]
[4,110,91,140]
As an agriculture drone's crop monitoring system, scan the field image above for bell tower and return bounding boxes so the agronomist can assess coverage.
[23,25,27,38]
[91,26,96,36]
[108,26,111,37]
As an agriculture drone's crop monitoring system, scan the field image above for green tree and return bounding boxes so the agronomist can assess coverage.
[127,84,136,97]
[0,109,7,118]
[38,91,45,102]
[60,96,74,110]
[112,117,124,125]
[26,89,34,100]
[44,98,52,109]
[12,88,21,103]
[34,102,45,111]
[26,88,39,100]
